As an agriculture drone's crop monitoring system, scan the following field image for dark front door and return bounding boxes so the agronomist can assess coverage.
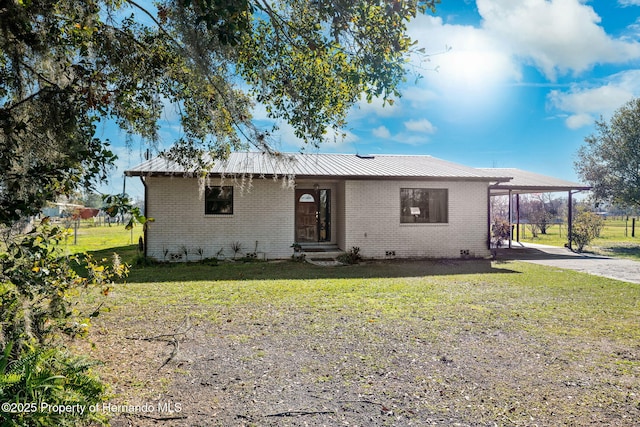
[295,189,331,243]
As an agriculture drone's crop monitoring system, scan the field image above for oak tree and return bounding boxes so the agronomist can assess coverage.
[576,98,640,208]
[0,0,439,225]
[1,3,439,413]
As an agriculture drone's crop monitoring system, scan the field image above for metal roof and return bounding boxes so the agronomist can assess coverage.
[126,152,513,181]
[480,168,591,195]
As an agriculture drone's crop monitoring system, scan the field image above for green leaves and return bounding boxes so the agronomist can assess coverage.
[102,194,154,230]
[1,222,128,357]
[0,344,107,426]
[571,211,605,252]
[576,98,640,208]
[1,0,438,226]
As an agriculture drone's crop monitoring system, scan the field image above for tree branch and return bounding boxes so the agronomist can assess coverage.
[2,57,68,112]
[123,0,181,46]
[122,0,268,154]
[2,88,49,113]
[266,410,335,417]
[253,0,300,48]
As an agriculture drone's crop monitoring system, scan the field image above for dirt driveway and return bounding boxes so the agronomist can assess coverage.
[497,242,640,284]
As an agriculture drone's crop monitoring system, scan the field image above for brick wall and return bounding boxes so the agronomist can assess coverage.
[342,180,490,259]
[145,176,491,261]
[145,176,294,261]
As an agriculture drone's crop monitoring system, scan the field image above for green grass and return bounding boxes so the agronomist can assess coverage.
[111,260,640,338]
[51,222,144,272]
[80,259,640,425]
[65,225,640,425]
[59,221,143,255]
[516,218,640,259]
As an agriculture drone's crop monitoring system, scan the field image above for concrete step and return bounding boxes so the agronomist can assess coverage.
[299,244,344,260]
[303,250,345,260]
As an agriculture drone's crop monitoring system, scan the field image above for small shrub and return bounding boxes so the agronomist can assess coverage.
[230,241,243,259]
[180,245,190,262]
[338,247,362,265]
[291,253,306,262]
[571,211,605,252]
[134,254,158,267]
[0,342,107,426]
[0,222,128,357]
[491,219,511,247]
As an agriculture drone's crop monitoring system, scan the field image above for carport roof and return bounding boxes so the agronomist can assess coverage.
[480,168,591,195]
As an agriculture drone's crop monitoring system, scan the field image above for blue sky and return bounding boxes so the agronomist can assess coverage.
[106,0,640,200]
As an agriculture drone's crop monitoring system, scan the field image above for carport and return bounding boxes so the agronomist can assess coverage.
[481,168,591,250]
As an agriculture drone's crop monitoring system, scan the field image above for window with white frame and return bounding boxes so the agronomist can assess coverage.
[400,188,448,223]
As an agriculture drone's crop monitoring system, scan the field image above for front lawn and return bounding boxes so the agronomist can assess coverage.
[75,258,640,426]
[59,221,144,254]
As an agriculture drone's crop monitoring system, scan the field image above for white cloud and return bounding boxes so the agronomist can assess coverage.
[408,14,521,90]
[350,95,403,120]
[265,120,359,153]
[323,127,359,150]
[619,0,640,6]
[549,83,633,115]
[547,69,640,128]
[401,86,439,109]
[392,132,433,146]
[368,123,435,146]
[404,119,437,134]
[372,125,392,139]
[565,113,594,129]
[477,0,640,80]
[404,14,521,121]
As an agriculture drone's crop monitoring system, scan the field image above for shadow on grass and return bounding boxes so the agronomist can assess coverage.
[86,244,140,262]
[495,246,612,261]
[71,244,140,277]
[84,245,519,283]
[597,244,640,260]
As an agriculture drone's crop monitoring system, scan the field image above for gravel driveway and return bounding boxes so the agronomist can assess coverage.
[497,242,640,284]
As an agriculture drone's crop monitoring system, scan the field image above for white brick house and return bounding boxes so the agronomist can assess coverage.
[125,152,517,261]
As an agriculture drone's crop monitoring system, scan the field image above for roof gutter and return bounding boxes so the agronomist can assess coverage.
[123,171,512,182]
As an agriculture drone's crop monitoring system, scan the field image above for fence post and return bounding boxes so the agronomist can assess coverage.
[567,191,573,250]
[626,216,628,237]
[633,218,636,238]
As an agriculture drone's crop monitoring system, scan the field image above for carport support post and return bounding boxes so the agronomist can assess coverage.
[516,194,520,242]
[508,189,513,249]
[487,186,492,250]
[567,190,573,250]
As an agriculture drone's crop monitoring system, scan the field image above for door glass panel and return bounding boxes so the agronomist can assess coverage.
[318,189,330,242]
